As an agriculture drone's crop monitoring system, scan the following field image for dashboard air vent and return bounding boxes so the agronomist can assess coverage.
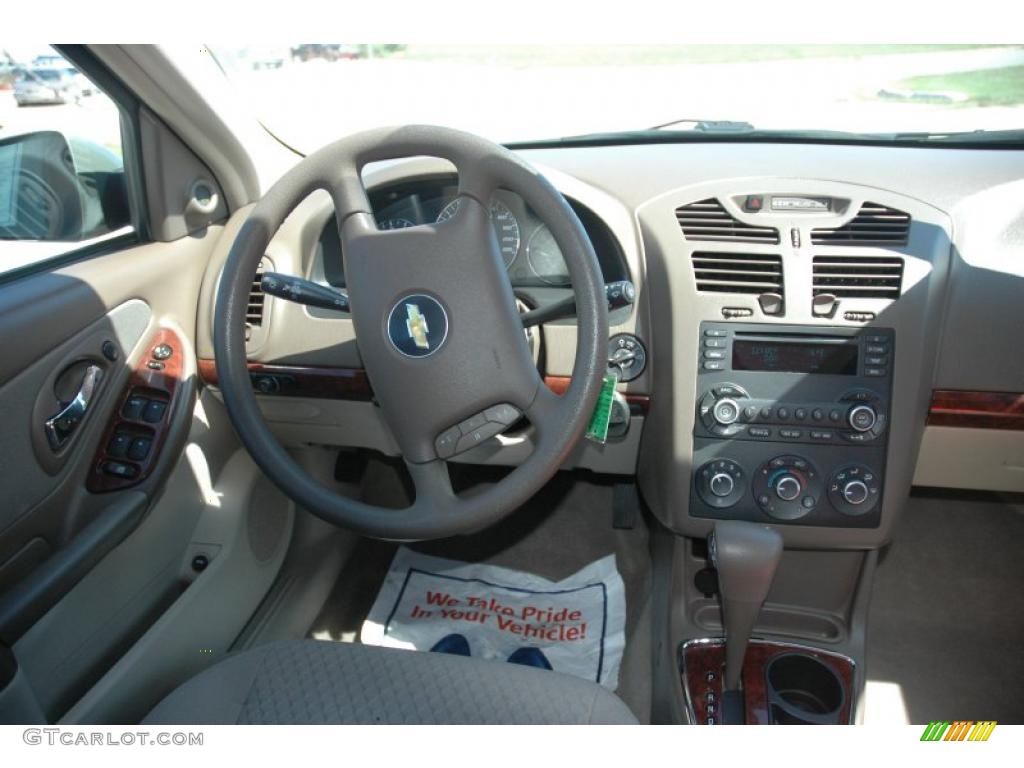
[810,202,911,245]
[812,255,904,299]
[676,198,779,244]
[247,259,267,327]
[691,252,783,294]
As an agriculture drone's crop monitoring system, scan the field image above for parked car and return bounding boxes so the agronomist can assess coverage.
[13,66,84,105]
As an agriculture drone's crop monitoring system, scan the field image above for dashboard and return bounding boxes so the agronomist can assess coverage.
[196,140,1024,553]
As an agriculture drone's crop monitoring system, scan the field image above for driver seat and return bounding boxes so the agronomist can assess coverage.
[143,639,637,724]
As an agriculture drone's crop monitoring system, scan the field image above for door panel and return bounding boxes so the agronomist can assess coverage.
[0,229,220,719]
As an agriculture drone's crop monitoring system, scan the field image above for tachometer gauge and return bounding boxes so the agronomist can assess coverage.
[526,225,571,286]
[378,217,416,230]
[436,198,520,268]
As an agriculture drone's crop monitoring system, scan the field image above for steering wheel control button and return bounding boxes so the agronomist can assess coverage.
[828,464,881,516]
[386,294,449,358]
[753,455,823,521]
[151,343,173,361]
[696,459,746,509]
[435,427,462,459]
[484,403,521,426]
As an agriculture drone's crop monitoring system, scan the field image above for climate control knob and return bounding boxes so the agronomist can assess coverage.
[841,480,870,506]
[709,472,735,498]
[774,474,802,501]
[713,398,741,426]
[828,464,881,516]
[695,458,746,509]
[847,404,877,433]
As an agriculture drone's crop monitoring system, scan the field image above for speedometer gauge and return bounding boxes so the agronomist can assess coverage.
[436,198,520,268]
[526,225,571,286]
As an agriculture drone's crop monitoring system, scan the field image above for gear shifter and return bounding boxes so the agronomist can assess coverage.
[709,520,783,723]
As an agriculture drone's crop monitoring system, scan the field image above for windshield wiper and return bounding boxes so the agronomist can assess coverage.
[507,126,1024,149]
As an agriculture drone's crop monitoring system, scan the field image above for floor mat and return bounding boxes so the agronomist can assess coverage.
[361,547,627,689]
[866,491,1024,724]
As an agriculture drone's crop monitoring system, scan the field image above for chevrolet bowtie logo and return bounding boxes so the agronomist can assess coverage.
[405,304,430,350]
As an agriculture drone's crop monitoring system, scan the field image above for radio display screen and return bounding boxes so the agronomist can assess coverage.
[732,340,858,375]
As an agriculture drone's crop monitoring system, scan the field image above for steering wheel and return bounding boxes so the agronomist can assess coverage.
[214,126,608,540]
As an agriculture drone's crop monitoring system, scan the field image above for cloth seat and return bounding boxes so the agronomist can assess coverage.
[143,639,637,724]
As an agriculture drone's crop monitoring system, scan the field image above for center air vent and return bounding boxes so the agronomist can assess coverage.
[812,255,904,299]
[676,199,779,244]
[247,258,268,327]
[811,202,911,245]
[692,252,783,294]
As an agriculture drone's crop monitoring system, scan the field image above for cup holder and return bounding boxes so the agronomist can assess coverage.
[766,653,846,725]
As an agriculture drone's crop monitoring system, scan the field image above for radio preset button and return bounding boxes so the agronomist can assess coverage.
[743,406,758,420]
[795,408,807,420]
[704,350,725,360]
[703,361,724,371]
[812,408,824,421]
[777,407,790,420]
[704,338,727,349]
[704,329,728,338]
[829,409,842,422]
[760,406,772,419]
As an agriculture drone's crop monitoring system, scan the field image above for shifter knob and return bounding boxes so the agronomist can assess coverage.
[710,521,784,705]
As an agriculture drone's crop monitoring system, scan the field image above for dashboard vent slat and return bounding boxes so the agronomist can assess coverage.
[811,202,911,245]
[247,259,267,327]
[692,252,783,294]
[813,255,904,299]
[676,198,780,244]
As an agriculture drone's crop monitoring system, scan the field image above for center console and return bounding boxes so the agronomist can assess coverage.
[690,322,893,529]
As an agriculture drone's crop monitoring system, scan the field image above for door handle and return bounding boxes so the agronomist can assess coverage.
[45,364,103,451]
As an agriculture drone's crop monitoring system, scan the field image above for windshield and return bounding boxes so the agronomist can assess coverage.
[212,45,1024,150]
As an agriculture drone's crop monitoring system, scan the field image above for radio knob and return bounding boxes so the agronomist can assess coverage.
[842,480,870,506]
[713,398,741,426]
[848,404,877,433]
[775,474,802,501]
[709,473,735,498]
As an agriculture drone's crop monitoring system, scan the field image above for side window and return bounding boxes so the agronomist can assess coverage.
[0,45,133,275]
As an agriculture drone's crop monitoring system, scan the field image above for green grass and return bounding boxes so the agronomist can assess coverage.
[393,44,1006,68]
[896,65,1024,106]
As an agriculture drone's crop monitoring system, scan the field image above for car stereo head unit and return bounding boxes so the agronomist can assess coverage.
[691,322,894,529]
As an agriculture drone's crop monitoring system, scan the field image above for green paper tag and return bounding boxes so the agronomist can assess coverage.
[585,373,619,444]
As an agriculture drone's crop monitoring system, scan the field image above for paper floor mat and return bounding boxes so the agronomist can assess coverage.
[361,548,626,689]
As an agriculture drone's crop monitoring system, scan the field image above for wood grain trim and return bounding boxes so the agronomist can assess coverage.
[928,390,1024,430]
[197,359,373,401]
[197,362,650,409]
[87,328,184,493]
[681,639,855,725]
[543,375,651,410]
